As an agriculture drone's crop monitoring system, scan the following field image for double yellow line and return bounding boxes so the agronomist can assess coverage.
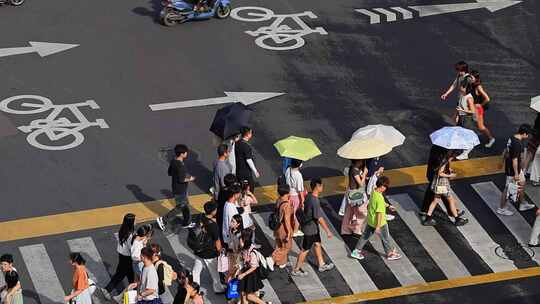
[0,156,502,242]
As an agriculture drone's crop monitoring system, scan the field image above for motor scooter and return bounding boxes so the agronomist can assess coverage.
[0,0,24,6]
[160,0,231,26]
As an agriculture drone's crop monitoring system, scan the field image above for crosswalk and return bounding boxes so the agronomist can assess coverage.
[4,180,540,304]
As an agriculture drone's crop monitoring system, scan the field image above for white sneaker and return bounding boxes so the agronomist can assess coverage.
[496,208,514,216]
[456,151,469,160]
[485,138,496,148]
[386,214,395,221]
[156,217,166,231]
[519,202,536,211]
[293,230,304,237]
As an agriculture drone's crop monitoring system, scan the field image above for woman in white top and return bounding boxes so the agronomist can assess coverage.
[131,225,153,281]
[102,214,136,299]
[285,159,305,212]
[285,159,305,236]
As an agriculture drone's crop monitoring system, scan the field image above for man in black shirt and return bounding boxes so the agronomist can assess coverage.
[235,127,260,193]
[157,144,196,231]
[499,124,534,216]
[192,201,225,293]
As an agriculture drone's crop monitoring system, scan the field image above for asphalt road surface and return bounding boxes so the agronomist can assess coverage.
[0,0,539,221]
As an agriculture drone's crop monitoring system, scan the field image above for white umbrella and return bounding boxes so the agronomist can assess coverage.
[430,126,480,150]
[351,124,405,148]
[530,95,540,112]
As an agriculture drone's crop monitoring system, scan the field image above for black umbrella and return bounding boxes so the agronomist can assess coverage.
[210,102,253,139]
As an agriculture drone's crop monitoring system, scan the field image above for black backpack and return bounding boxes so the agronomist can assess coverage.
[187,216,212,254]
[268,201,285,231]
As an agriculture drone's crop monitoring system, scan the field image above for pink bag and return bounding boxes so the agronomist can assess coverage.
[217,251,228,273]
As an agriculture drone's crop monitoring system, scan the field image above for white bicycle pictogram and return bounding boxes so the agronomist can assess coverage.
[231,6,328,51]
[0,95,109,151]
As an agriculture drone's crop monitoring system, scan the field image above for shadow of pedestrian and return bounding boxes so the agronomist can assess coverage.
[184,149,213,195]
[126,184,170,219]
[132,0,163,24]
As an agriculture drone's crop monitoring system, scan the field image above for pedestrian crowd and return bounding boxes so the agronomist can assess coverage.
[3,61,540,304]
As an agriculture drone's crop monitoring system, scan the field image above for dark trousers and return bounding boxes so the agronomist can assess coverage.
[163,194,191,226]
[421,181,451,214]
[105,253,135,293]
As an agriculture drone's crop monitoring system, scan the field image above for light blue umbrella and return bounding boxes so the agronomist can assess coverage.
[430,126,480,150]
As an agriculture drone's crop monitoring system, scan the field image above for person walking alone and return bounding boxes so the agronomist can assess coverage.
[157,144,196,231]
[271,184,295,269]
[350,176,402,261]
[291,178,334,277]
[102,214,136,300]
[498,124,535,216]
[64,253,92,304]
[0,254,22,304]
[235,127,260,192]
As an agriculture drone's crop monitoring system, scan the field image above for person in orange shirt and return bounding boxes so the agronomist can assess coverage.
[64,253,92,304]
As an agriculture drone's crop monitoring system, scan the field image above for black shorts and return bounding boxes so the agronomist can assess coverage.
[302,233,321,251]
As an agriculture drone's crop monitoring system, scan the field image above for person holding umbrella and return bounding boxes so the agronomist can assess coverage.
[341,159,368,235]
[274,136,322,238]
[235,127,260,192]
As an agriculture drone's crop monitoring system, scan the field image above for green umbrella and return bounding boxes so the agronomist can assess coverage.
[273,136,322,161]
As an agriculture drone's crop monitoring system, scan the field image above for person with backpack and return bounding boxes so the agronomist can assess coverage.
[127,247,161,304]
[270,184,295,269]
[150,244,177,301]
[291,178,334,277]
[64,253,92,304]
[237,230,269,304]
[102,214,136,300]
[341,159,368,235]
[191,202,226,294]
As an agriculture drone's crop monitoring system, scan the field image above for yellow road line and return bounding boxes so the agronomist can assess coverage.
[301,267,540,304]
[0,156,502,242]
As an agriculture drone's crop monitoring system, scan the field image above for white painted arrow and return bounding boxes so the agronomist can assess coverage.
[409,0,522,17]
[149,92,285,111]
[0,41,79,59]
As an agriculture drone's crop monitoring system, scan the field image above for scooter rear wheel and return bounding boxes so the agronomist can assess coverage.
[215,4,231,19]
[9,0,24,6]
[162,12,179,26]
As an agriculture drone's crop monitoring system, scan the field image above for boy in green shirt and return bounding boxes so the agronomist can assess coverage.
[350,176,402,261]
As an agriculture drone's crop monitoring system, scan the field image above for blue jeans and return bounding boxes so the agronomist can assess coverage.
[355,224,393,255]
[163,194,191,226]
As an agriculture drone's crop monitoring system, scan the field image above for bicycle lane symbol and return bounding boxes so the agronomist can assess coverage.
[0,95,109,151]
[230,6,328,51]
